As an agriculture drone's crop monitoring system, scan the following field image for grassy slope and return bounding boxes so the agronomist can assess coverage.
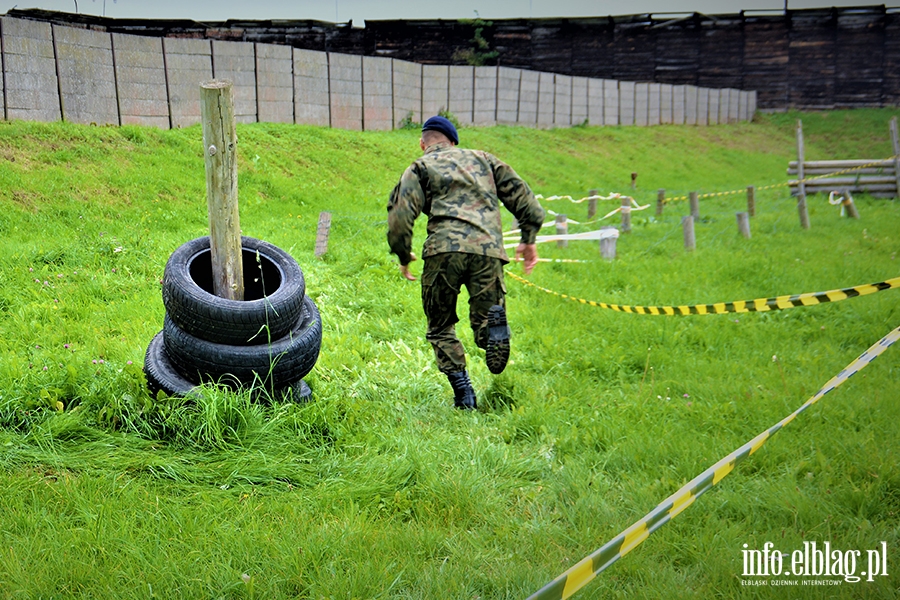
[0,109,898,598]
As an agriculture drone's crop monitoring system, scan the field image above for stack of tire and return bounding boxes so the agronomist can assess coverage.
[144,236,321,401]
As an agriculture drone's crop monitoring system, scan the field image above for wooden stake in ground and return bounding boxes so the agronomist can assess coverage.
[556,214,568,248]
[796,120,810,229]
[201,79,244,300]
[736,212,751,238]
[890,116,900,199]
[620,197,632,233]
[682,215,695,251]
[599,226,617,260]
[315,211,333,258]
[689,191,700,221]
[656,189,665,216]
[587,188,598,220]
[746,185,755,217]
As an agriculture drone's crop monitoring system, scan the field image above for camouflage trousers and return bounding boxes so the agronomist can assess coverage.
[421,252,506,374]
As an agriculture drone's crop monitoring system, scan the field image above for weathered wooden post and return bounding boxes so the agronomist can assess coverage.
[796,120,811,229]
[890,116,900,199]
[689,191,700,221]
[631,172,638,190]
[682,215,695,251]
[736,212,751,238]
[599,226,617,260]
[587,188,598,220]
[620,197,632,233]
[840,190,860,219]
[201,79,244,300]
[656,188,665,216]
[556,214,568,248]
[746,185,756,217]
[315,211,333,258]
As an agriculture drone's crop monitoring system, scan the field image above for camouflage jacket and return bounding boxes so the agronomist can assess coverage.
[387,142,545,266]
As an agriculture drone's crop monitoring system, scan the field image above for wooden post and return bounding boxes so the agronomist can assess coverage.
[689,191,700,220]
[620,197,632,233]
[682,215,695,251]
[891,116,900,199]
[631,172,638,190]
[200,79,244,301]
[746,185,755,217]
[656,188,665,216]
[796,120,811,229]
[841,190,860,219]
[736,212,751,238]
[587,188,598,220]
[599,226,617,260]
[555,213,567,248]
[315,211,332,258]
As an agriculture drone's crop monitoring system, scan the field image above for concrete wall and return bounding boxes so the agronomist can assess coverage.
[496,66,519,125]
[0,17,757,132]
[392,59,420,127]
[449,65,474,125]
[112,33,168,128]
[164,37,212,128]
[363,55,392,131]
[256,43,293,124]
[1,17,60,122]
[293,48,329,127]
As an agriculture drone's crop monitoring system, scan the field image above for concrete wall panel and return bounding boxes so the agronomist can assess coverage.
[603,80,619,125]
[1,17,60,122]
[294,48,329,126]
[708,88,721,125]
[634,83,649,126]
[211,40,256,123]
[449,65,474,124]
[554,74,572,126]
[647,82,660,125]
[164,37,212,128]
[587,78,603,126]
[256,43,293,124]
[422,64,448,118]
[660,83,673,124]
[728,88,740,122]
[392,59,421,127]
[328,52,362,130]
[685,85,698,125]
[112,33,168,128]
[496,67,520,125]
[54,25,117,125]
[619,81,635,126]
[363,55,392,130]
[537,72,554,128]
[672,85,685,125]
[473,66,497,125]
[698,87,710,126]
[517,69,539,125]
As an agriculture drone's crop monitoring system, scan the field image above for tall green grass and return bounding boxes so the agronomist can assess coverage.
[0,109,898,598]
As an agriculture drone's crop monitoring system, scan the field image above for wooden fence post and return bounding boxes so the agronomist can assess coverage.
[656,188,665,216]
[890,116,900,199]
[736,212,751,238]
[796,120,811,229]
[620,197,632,233]
[587,188,598,220]
[200,79,244,301]
[682,215,695,251]
[841,190,861,219]
[631,172,638,190]
[315,211,333,258]
[599,226,617,260]
[556,213,568,248]
[689,191,700,220]
[747,185,755,217]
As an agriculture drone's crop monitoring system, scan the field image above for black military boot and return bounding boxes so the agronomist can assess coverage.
[446,371,477,410]
[486,304,511,375]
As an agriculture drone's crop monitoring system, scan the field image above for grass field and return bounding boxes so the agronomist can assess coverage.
[0,109,898,599]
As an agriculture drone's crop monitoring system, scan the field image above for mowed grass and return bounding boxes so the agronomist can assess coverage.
[0,109,898,599]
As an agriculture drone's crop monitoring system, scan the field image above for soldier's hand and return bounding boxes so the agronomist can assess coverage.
[399,253,417,281]
[515,243,538,275]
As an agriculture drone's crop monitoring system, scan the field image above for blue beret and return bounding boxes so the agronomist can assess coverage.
[422,116,458,145]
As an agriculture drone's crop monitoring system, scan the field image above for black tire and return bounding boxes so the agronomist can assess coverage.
[163,295,322,389]
[143,331,200,398]
[162,236,306,345]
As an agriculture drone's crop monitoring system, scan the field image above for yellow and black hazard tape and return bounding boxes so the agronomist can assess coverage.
[528,323,900,600]
[506,272,900,316]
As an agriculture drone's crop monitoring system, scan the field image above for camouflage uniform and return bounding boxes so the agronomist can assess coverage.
[387,141,545,374]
